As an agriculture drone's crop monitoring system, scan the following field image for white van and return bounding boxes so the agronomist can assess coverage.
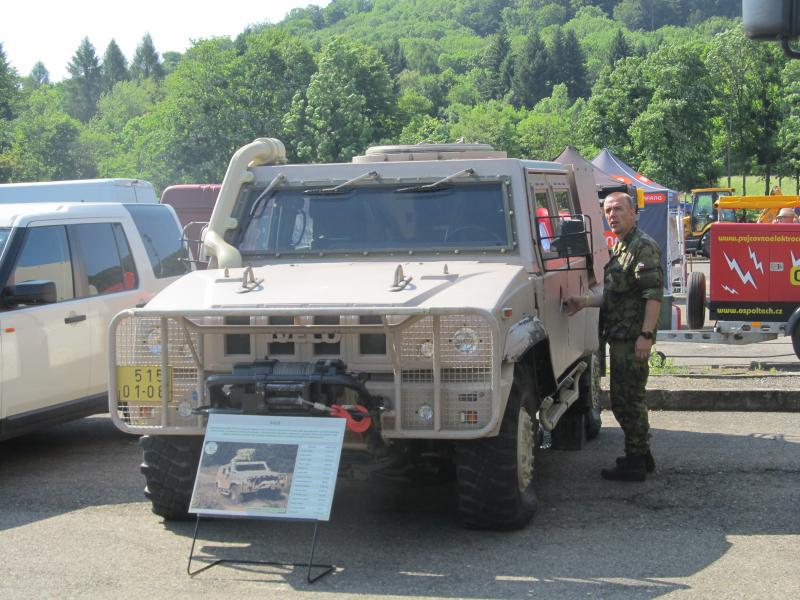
[0,179,157,204]
[0,202,190,440]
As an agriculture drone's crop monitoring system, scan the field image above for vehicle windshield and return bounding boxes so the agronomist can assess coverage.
[236,463,268,471]
[0,228,10,257]
[237,181,510,255]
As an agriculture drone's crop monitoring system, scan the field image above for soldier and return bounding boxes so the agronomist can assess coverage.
[566,191,662,481]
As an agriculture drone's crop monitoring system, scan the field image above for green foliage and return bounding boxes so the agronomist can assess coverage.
[510,31,551,109]
[286,36,396,162]
[102,40,129,93]
[130,34,164,81]
[475,26,512,101]
[26,62,50,90]
[65,37,102,122]
[0,42,20,121]
[1,85,96,181]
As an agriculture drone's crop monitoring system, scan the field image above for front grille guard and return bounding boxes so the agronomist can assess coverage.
[108,307,502,438]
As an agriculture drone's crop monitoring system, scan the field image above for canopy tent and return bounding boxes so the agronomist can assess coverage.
[591,148,682,296]
[554,146,632,197]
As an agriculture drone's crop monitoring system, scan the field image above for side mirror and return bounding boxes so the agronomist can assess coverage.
[743,0,800,58]
[4,280,58,306]
[743,0,799,39]
[553,218,591,258]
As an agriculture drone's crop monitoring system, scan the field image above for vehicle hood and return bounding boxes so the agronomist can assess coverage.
[145,260,529,314]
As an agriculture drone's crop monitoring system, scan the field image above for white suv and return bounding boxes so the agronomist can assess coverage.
[0,202,190,440]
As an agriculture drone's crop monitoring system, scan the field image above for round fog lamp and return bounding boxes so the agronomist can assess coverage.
[178,402,193,418]
[145,328,161,355]
[452,327,479,354]
[417,404,434,421]
[419,340,434,358]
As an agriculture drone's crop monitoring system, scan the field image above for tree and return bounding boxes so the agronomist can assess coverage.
[518,84,584,160]
[0,42,20,121]
[778,61,800,193]
[128,32,316,187]
[27,62,50,88]
[706,25,779,193]
[65,37,102,122]
[2,85,96,181]
[510,31,551,109]
[130,33,164,81]
[607,28,630,67]
[102,39,129,92]
[578,55,650,160]
[285,37,396,162]
[551,28,588,100]
[476,26,512,101]
[449,100,524,157]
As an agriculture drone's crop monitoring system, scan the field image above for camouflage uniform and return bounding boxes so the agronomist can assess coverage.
[601,227,663,456]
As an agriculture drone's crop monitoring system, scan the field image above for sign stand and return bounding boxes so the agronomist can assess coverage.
[186,515,334,583]
[185,413,347,585]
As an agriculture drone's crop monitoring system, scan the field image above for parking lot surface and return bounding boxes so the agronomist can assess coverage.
[1,411,798,599]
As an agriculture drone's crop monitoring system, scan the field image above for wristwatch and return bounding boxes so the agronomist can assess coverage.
[639,331,654,341]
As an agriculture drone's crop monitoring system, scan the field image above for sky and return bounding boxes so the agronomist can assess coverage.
[1,0,331,81]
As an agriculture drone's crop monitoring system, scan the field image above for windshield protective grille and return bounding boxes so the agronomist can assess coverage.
[238,182,510,254]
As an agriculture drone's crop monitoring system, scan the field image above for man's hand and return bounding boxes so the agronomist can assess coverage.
[635,335,653,361]
[564,295,585,316]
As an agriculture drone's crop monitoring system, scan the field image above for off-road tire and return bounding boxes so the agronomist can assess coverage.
[792,325,800,361]
[686,271,706,330]
[454,362,539,530]
[578,352,602,440]
[140,435,202,520]
[230,484,241,504]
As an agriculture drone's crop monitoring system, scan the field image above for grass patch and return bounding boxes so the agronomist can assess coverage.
[715,176,798,196]
[648,352,690,375]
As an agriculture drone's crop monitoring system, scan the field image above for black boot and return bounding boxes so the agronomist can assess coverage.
[602,454,646,481]
[615,449,655,473]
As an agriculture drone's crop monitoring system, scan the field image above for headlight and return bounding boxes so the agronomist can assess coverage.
[452,327,479,354]
[145,328,161,355]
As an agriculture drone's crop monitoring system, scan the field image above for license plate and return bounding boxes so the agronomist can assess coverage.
[116,366,171,403]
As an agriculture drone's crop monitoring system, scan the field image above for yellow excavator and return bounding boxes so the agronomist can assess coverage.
[683,187,736,257]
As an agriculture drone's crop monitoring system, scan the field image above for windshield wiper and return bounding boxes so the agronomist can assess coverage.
[249,173,286,217]
[303,170,379,195]
[396,168,475,193]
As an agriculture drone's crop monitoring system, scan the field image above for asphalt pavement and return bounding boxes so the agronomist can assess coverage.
[1,412,798,599]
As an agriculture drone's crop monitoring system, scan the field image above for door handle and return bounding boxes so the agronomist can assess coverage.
[64,314,87,324]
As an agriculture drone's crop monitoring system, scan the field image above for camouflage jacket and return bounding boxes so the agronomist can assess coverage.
[601,227,663,341]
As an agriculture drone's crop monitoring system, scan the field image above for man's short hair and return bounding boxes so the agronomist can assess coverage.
[604,191,637,211]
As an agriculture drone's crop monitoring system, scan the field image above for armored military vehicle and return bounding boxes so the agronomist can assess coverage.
[109,138,609,530]
[216,452,288,503]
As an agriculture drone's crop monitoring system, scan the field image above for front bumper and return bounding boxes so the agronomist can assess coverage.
[108,307,510,440]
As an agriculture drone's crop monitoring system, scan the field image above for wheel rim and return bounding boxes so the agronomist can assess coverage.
[516,407,535,492]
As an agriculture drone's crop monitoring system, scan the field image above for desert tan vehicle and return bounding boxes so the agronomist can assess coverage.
[110,138,609,530]
[216,454,288,503]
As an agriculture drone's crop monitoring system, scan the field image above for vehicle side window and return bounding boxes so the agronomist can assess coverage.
[553,189,573,214]
[7,226,75,302]
[533,190,554,250]
[71,223,137,296]
[124,205,190,278]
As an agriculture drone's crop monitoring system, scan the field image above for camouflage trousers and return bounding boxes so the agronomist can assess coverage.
[608,340,651,456]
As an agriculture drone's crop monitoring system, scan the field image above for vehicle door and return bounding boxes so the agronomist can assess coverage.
[69,221,148,398]
[526,172,589,376]
[0,224,90,421]
[526,172,570,375]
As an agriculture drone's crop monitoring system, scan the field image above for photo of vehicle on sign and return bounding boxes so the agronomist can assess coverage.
[189,442,296,515]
